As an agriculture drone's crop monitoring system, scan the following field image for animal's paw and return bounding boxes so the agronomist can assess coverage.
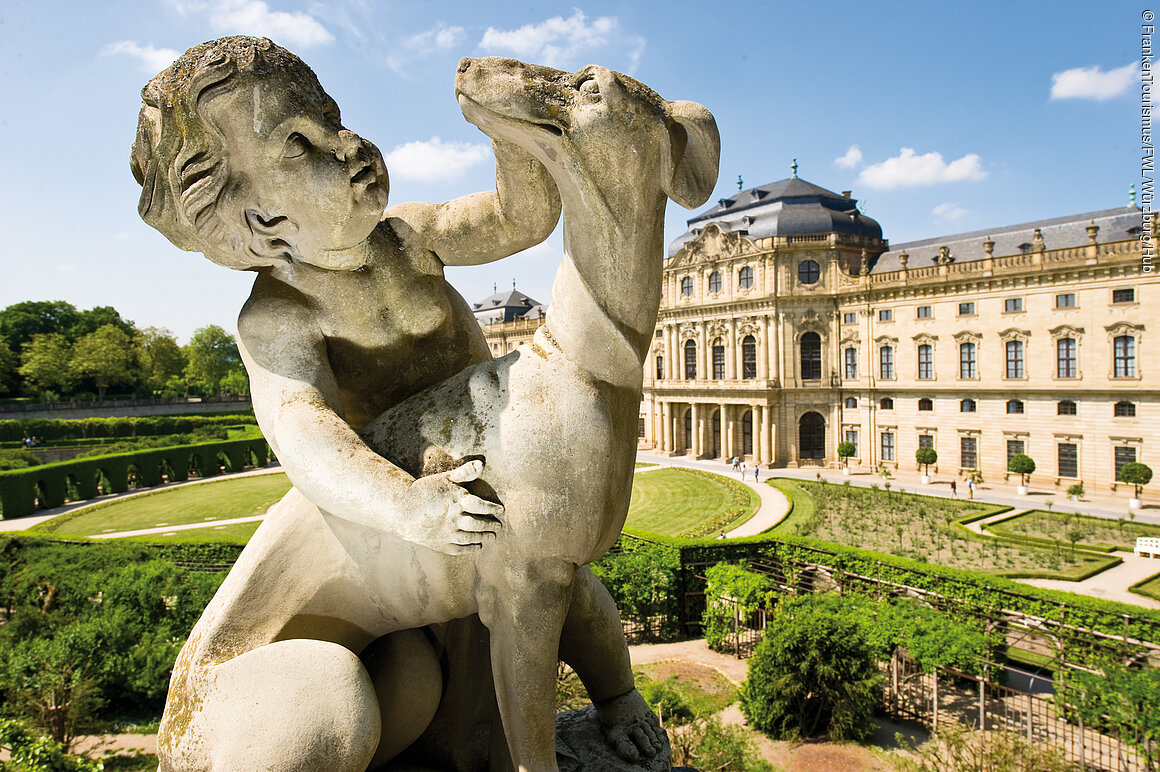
[595,689,666,763]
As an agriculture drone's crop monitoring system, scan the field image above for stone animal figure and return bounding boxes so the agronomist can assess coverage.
[357,57,720,769]
[152,53,717,772]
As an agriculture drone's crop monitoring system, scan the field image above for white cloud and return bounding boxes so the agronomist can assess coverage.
[175,0,333,48]
[102,41,180,73]
[857,148,986,189]
[1050,61,1138,101]
[932,202,969,221]
[385,137,490,181]
[479,10,645,72]
[833,145,862,169]
[386,23,467,72]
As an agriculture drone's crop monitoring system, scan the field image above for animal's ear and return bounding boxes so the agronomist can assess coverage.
[662,100,720,209]
[245,209,299,262]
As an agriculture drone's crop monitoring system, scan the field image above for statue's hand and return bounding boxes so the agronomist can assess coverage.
[403,460,503,554]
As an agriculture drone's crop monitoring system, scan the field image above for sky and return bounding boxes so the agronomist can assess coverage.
[0,0,1143,344]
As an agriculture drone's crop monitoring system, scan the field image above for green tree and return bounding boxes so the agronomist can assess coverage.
[183,325,241,396]
[135,327,187,394]
[70,324,135,400]
[915,448,937,477]
[836,441,856,470]
[70,306,134,340]
[18,334,74,400]
[740,595,880,742]
[0,338,18,396]
[1119,462,1153,499]
[1008,453,1036,487]
[220,368,250,396]
[1071,665,1160,769]
[0,301,80,354]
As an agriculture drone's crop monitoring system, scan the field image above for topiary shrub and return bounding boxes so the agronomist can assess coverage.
[739,595,880,742]
[836,441,856,469]
[1120,462,1153,499]
[1008,453,1036,486]
[915,448,937,477]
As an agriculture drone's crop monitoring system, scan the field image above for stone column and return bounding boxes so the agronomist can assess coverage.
[665,326,677,380]
[758,322,770,380]
[760,405,773,466]
[768,411,778,466]
[690,403,701,457]
[769,315,781,383]
[726,318,737,380]
[750,405,761,462]
[720,402,729,459]
[697,325,708,381]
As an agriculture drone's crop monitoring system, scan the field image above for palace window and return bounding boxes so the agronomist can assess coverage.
[1055,293,1076,308]
[1113,288,1136,303]
[845,430,860,456]
[916,305,932,319]
[798,260,820,284]
[1058,443,1078,478]
[1116,446,1137,480]
[1007,440,1025,462]
[712,343,725,380]
[845,397,858,409]
[961,437,978,469]
[680,276,693,296]
[880,397,894,410]
[1057,400,1077,415]
[741,335,757,379]
[917,344,933,380]
[878,309,894,322]
[879,346,895,379]
[959,301,976,316]
[1056,338,1077,378]
[959,342,977,379]
[881,432,896,461]
[1006,400,1025,414]
[960,398,976,412]
[918,434,934,450]
[708,271,722,293]
[655,355,663,380]
[918,398,933,411]
[1005,340,1024,379]
[683,339,697,379]
[1114,401,1137,417]
[800,332,821,380]
[738,266,754,289]
[1004,297,1024,313]
[1113,335,1136,377]
[843,312,857,325]
[844,347,858,379]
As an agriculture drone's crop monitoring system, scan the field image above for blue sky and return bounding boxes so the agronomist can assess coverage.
[0,0,1141,343]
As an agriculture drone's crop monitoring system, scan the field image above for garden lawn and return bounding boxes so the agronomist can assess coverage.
[768,479,1114,579]
[35,473,291,538]
[1133,572,1160,603]
[626,468,757,538]
[124,520,264,545]
[987,510,1160,551]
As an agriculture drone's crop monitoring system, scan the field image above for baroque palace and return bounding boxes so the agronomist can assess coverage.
[482,173,1156,496]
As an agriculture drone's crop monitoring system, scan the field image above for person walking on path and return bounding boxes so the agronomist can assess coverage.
[740,462,747,479]
[950,480,957,497]
[753,466,760,483]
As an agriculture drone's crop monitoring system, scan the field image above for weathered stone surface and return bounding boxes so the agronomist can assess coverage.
[133,35,718,772]
[556,707,671,772]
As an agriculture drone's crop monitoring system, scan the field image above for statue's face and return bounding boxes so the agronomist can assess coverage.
[204,66,389,268]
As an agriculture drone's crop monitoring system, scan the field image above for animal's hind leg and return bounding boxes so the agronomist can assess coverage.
[477,559,573,772]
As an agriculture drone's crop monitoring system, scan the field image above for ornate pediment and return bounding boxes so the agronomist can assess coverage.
[1105,321,1145,336]
[998,328,1031,342]
[1049,324,1085,338]
[911,333,938,344]
[669,222,756,267]
[954,330,981,343]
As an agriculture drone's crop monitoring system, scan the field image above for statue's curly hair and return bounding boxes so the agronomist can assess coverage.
[130,36,319,269]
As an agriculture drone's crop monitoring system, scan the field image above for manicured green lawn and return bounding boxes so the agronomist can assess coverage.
[34,473,291,537]
[131,520,264,545]
[626,468,758,538]
[988,510,1160,551]
[1132,572,1160,603]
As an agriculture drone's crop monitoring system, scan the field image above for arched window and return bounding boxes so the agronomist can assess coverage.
[1005,340,1024,379]
[879,346,894,379]
[959,342,977,379]
[708,271,722,293]
[960,398,976,412]
[741,410,753,455]
[1056,338,1077,378]
[655,355,664,380]
[1057,400,1077,415]
[741,335,757,379]
[711,340,725,380]
[711,409,721,457]
[1113,335,1136,377]
[1006,399,1024,414]
[1115,400,1137,417]
[844,347,858,379]
[683,339,697,379]
[798,260,820,284]
[680,276,693,296]
[880,397,894,410]
[845,397,858,409]
[798,411,826,459]
[800,332,821,380]
[738,266,754,289]
[918,398,933,411]
[917,344,933,380]
[683,408,692,450]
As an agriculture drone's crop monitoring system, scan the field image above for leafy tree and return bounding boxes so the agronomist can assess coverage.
[703,562,775,651]
[0,338,18,396]
[590,543,678,640]
[1119,462,1153,499]
[740,595,880,742]
[220,368,250,397]
[18,334,74,399]
[70,306,134,340]
[0,301,80,354]
[915,448,937,476]
[1070,664,1160,769]
[183,325,241,396]
[0,719,104,771]
[70,324,135,400]
[836,441,856,469]
[1008,453,1036,487]
[135,327,187,394]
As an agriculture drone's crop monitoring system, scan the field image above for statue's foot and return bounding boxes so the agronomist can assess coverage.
[594,689,666,762]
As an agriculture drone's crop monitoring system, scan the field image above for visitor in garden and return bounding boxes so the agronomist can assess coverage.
[950,480,957,497]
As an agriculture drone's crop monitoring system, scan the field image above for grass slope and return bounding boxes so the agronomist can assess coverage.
[627,468,758,538]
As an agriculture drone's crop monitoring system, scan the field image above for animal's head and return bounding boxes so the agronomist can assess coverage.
[455,57,719,211]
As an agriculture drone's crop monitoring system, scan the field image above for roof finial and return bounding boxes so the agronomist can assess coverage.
[737,174,743,191]
[512,278,517,290]
[493,282,497,293]
[791,158,798,178]
[1130,184,1138,206]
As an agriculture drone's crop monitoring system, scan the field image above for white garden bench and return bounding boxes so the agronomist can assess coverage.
[1136,537,1160,558]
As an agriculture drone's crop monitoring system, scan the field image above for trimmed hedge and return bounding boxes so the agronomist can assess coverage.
[0,436,272,519]
[0,414,256,443]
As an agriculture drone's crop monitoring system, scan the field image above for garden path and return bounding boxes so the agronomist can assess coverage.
[1022,552,1160,610]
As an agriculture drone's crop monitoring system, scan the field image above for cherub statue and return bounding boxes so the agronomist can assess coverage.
[132,37,668,770]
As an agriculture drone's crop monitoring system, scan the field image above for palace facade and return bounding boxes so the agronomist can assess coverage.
[637,175,1156,496]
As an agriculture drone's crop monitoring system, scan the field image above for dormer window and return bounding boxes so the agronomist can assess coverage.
[1018,243,1032,254]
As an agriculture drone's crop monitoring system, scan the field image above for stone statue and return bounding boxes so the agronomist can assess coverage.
[132,37,718,771]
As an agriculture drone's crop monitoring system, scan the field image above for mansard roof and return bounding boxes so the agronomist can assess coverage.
[872,206,1141,273]
[471,288,543,323]
[669,176,884,257]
